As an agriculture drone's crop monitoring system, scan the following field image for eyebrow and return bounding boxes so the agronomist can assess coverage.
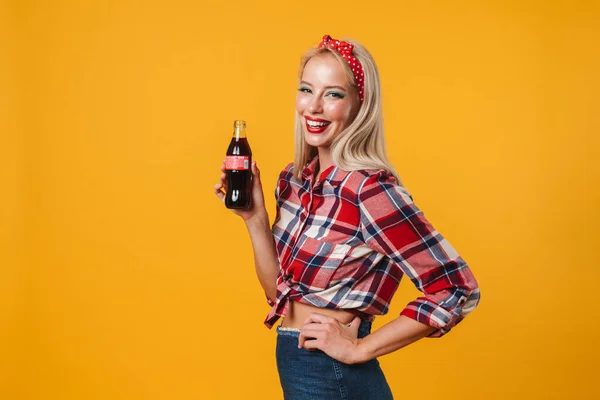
[299,81,348,92]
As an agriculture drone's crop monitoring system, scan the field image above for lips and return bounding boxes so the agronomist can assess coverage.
[305,116,332,134]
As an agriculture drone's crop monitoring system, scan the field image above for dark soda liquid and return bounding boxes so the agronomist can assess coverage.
[225,137,252,209]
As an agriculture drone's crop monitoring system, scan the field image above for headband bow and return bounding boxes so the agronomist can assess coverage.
[318,34,364,102]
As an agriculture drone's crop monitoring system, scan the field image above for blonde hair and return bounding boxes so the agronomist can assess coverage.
[293,38,403,185]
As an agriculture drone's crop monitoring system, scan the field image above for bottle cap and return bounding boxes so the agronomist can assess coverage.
[233,120,246,128]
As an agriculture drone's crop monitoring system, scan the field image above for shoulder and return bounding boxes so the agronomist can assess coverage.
[283,162,294,173]
[277,162,295,182]
[353,168,413,205]
[276,162,294,190]
[274,162,295,198]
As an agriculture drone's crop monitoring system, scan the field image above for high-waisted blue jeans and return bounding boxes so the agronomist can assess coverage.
[275,319,394,399]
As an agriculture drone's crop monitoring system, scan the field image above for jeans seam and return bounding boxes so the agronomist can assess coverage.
[331,358,348,400]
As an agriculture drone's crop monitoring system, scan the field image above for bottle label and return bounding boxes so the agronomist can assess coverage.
[225,155,250,170]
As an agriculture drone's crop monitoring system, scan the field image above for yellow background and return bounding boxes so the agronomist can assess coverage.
[2,0,599,399]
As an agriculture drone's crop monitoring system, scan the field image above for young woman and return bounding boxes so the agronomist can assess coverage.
[214,34,481,400]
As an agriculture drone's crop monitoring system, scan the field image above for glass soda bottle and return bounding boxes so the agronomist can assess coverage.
[225,120,252,209]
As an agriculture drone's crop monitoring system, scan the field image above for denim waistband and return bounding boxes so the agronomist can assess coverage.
[276,318,373,339]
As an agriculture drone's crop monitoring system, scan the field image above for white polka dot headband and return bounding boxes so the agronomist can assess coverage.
[318,34,365,102]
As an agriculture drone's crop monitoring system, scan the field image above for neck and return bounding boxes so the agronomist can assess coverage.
[317,147,334,174]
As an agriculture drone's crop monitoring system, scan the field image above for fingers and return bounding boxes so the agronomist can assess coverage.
[298,314,335,349]
[215,159,227,202]
[220,160,227,185]
[217,159,260,204]
[303,339,320,350]
[303,313,335,326]
[298,328,325,349]
[297,313,355,350]
[213,183,225,203]
[251,161,261,186]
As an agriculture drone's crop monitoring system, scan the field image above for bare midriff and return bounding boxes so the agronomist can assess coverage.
[280,300,360,329]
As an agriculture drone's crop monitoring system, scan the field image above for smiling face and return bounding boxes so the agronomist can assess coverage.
[296,53,361,150]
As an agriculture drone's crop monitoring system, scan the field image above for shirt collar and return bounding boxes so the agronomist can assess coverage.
[301,155,343,185]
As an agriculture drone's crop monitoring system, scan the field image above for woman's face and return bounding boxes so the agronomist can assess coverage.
[296,54,360,149]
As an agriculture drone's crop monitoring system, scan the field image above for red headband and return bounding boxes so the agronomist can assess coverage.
[318,34,364,102]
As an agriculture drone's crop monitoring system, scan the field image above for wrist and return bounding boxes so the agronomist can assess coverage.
[243,209,269,227]
[353,337,371,364]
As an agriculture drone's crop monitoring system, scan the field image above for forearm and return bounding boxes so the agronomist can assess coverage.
[355,315,437,363]
[244,211,280,303]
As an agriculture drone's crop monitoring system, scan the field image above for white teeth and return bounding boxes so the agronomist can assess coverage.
[307,120,331,127]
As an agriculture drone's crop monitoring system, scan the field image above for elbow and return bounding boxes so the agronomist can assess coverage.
[459,286,480,319]
[405,285,481,338]
[452,262,480,319]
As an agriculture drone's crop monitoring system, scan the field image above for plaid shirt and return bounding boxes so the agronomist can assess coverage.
[265,155,480,337]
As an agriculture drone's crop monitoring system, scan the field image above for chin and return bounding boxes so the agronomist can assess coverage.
[304,131,334,148]
[304,136,330,148]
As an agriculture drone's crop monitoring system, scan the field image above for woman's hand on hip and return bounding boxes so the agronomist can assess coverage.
[214,159,268,222]
[298,313,364,365]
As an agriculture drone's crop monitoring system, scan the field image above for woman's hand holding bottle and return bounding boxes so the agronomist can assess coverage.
[214,159,268,223]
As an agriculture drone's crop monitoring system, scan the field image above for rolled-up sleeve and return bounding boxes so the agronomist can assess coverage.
[358,170,480,338]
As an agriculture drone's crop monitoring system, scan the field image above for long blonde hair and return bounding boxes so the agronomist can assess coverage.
[293,38,403,185]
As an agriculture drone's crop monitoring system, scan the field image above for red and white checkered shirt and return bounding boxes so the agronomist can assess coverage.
[265,155,480,337]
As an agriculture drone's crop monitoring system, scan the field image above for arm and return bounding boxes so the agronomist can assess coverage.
[354,170,480,361]
[214,160,281,304]
[244,212,279,303]
[353,316,436,363]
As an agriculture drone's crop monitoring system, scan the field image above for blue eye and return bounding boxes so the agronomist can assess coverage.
[327,91,345,99]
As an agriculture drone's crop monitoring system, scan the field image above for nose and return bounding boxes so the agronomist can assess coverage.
[308,94,323,114]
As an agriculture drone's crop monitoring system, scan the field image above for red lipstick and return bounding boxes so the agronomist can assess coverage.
[304,116,332,134]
